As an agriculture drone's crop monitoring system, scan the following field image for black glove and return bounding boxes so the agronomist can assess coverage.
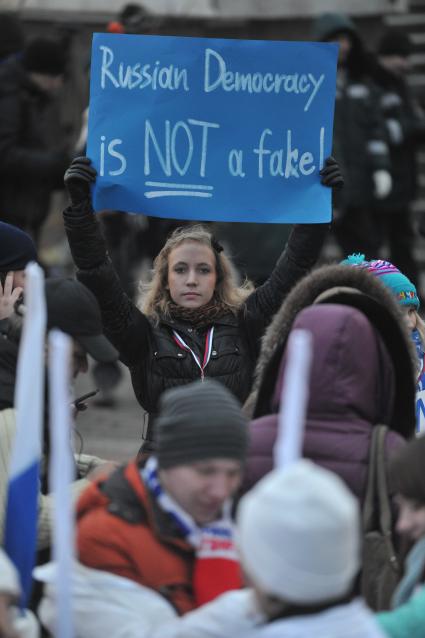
[320,156,344,190]
[64,156,97,206]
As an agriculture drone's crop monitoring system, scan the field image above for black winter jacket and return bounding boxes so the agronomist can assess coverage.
[314,13,390,211]
[371,62,425,210]
[0,320,18,411]
[0,57,67,240]
[333,72,390,210]
[63,201,327,417]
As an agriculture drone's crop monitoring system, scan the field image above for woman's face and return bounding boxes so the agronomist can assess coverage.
[167,240,217,309]
[396,495,425,541]
[400,305,417,332]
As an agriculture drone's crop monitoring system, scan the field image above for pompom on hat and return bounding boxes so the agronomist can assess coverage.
[341,253,419,310]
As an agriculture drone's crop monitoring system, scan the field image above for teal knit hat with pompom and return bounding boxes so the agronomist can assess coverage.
[341,253,419,309]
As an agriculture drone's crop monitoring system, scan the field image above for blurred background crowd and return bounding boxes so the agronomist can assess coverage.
[3,5,425,636]
[2,0,425,457]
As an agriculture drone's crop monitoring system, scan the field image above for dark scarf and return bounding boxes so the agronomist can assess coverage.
[168,299,233,329]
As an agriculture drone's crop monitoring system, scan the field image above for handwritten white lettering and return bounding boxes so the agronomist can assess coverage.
[144,118,220,180]
[99,135,127,176]
[100,46,189,92]
[253,127,326,179]
[204,48,325,111]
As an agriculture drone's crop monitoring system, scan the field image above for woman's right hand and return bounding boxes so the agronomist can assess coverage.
[64,156,97,206]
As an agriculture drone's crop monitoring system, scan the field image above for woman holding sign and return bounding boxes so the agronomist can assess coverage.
[62,155,342,449]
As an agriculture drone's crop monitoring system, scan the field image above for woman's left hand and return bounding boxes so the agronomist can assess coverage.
[320,156,344,190]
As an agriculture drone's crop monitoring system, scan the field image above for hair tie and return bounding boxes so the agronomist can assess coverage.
[211,237,224,254]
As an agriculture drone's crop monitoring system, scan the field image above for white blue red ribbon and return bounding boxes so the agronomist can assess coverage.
[172,326,214,381]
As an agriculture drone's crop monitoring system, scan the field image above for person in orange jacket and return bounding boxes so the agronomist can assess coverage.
[73,380,248,615]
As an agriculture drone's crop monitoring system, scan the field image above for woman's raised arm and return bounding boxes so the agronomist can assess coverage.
[62,157,151,365]
[244,157,343,334]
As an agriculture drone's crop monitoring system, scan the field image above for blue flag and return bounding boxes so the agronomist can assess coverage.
[87,33,338,223]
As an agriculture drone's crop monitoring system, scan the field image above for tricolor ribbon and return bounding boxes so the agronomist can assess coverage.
[173,326,214,381]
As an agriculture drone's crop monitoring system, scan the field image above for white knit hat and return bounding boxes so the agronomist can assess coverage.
[237,460,360,604]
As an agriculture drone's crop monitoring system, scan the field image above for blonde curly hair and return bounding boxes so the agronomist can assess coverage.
[139,224,253,324]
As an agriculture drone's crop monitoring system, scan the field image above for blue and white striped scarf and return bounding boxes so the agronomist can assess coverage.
[141,456,236,550]
[141,456,242,606]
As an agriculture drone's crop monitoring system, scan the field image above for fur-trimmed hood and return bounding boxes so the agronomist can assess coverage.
[245,263,417,439]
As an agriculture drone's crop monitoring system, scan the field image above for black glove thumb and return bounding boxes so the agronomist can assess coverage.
[64,156,97,206]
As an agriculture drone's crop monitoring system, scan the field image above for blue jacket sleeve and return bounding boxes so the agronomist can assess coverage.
[377,586,425,638]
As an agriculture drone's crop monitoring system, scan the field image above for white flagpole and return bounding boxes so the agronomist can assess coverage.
[11,262,45,474]
[5,262,45,605]
[274,329,313,469]
[48,329,75,638]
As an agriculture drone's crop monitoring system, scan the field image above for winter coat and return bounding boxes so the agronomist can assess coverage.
[36,561,178,638]
[0,318,18,410]
[392,536,425,608]
[36,571,263,638]
[243,264,417,500]
[413,329,425,435]
[63,200,328,417]
[376,536,425,637]
[37,573,384,638]
[0,321,105,549]
[0,549,39,638]
[377,585,425,638]
[0,57,67,240]
[0,407,103,550]
[76,461,196,615]
[240,599,385,638]
[333,73,390,210]
[315,13,390,210]
[371,62,425,211]
[36,568,263,638]
[155,592,384,638]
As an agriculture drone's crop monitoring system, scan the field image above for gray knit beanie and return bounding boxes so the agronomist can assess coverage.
[155,379,249,469]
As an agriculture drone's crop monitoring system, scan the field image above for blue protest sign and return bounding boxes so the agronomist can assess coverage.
[87,33,338,223]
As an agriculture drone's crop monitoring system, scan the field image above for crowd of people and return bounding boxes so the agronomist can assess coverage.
[1,4,425,638]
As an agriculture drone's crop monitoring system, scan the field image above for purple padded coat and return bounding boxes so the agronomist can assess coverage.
[243,265,417,501]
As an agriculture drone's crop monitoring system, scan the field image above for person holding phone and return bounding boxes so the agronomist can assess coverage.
[0,277,118,555]
[0,221,37,321]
